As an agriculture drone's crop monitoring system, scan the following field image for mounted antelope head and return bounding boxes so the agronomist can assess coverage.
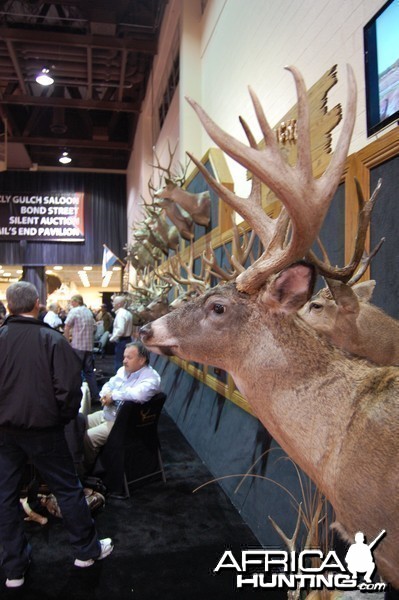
[140,66,399,588]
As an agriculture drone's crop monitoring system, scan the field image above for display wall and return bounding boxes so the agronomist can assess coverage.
[126,0,399,552]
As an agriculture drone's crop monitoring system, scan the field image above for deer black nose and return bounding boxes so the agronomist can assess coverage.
[139,323,152,341]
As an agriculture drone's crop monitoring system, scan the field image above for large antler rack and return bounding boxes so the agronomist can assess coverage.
[306,177,384,285]
[149,139,189,187]
[203,218,260,282]
[158,241,212,294]
[186,65,357,294]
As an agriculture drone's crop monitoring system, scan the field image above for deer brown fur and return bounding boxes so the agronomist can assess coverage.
[155,179,211,227]
[300,280,399,365]
[140,265,399,587]
[141,65,399,586]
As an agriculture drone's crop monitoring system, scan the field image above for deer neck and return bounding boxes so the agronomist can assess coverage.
[230,313,370,496]
[168,186,192,210]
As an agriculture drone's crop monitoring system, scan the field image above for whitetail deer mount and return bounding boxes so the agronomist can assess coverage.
[300,178,399,366]
[140,66,399,587]
[300,279,399,366]
[150,141,211,227]
[154,180,211,227]
[153,196,194,241]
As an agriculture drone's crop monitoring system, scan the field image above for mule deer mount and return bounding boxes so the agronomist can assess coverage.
[140,65,399,587]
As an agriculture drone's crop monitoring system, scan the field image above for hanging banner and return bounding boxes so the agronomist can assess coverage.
[0,192,84,242]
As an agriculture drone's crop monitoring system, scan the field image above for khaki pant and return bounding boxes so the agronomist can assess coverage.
[83,411,114,471]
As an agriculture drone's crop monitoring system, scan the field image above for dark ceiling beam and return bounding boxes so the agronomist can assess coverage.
[22,106,44,137]
[9,135,130,150]
[86,46,93,100]
[4,40,28,95]
[0,95,140,112]
[0,27,158,54]
[118,49,128,102]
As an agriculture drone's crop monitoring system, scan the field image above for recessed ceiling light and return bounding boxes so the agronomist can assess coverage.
[112,266,121,271]
[53,265,63,271]
[83,266,93,270]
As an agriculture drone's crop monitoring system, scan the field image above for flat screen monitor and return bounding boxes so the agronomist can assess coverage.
[364,0,399,136]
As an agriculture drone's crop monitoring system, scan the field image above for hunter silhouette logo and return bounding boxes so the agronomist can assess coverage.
[213,529,388,591]
[345,530,386,583]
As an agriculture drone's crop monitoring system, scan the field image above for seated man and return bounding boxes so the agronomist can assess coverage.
[84,341,161,472]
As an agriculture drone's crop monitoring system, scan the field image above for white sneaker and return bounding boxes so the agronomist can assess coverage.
[6,576,25,588]
[74,538,114,568]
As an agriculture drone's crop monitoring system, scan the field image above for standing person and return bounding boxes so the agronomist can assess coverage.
[96,303,113,333]
[109,295,133,371]
[0,282,113,589]
[0,300,6,326]
[43,301,63,330]
[64,294,100,402]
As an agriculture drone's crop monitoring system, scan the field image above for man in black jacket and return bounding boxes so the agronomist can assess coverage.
[0,282,113,589]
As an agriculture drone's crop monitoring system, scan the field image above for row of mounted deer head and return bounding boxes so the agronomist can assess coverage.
[140,65,399,588]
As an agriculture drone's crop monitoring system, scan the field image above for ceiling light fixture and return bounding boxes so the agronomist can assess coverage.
[78,270,90,288]
[102,271,113,288]
[59,151,72,165]
[36,67,54,86]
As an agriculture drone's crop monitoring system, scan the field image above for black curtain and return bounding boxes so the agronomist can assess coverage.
[0,171,127,266]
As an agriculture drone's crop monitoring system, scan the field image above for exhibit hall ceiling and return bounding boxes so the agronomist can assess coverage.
[0,0,168,172]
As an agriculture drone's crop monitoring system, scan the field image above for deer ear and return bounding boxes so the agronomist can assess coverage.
[352,280,376,303]
[262,262,316,313]
[326,280,360,314]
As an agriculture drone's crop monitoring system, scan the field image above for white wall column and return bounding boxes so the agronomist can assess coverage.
[179,0,203,165]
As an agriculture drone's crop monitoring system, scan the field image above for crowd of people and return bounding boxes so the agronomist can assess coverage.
[0,282,162,589]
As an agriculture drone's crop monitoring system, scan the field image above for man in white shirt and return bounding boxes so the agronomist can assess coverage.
[43,302,63,329]
[83,341,161,471]
[109,295,133,372]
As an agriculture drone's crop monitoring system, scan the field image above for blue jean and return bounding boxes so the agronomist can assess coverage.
[114,337,131,372]
[73,349,99,401]
[0,428,100,579]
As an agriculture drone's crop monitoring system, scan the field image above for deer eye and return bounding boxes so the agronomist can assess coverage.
[309,302,323,311]
[212,303,225,314]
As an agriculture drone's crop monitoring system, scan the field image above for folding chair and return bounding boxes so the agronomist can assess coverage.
[93,392,167,498]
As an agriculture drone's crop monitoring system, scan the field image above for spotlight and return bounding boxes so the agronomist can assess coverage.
[36,67,54,86]
[59,151,72,165]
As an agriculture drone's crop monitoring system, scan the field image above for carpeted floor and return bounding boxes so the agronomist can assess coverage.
[2,354,286,599]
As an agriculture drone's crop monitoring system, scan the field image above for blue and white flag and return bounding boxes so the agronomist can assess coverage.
[102,244,121,278]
